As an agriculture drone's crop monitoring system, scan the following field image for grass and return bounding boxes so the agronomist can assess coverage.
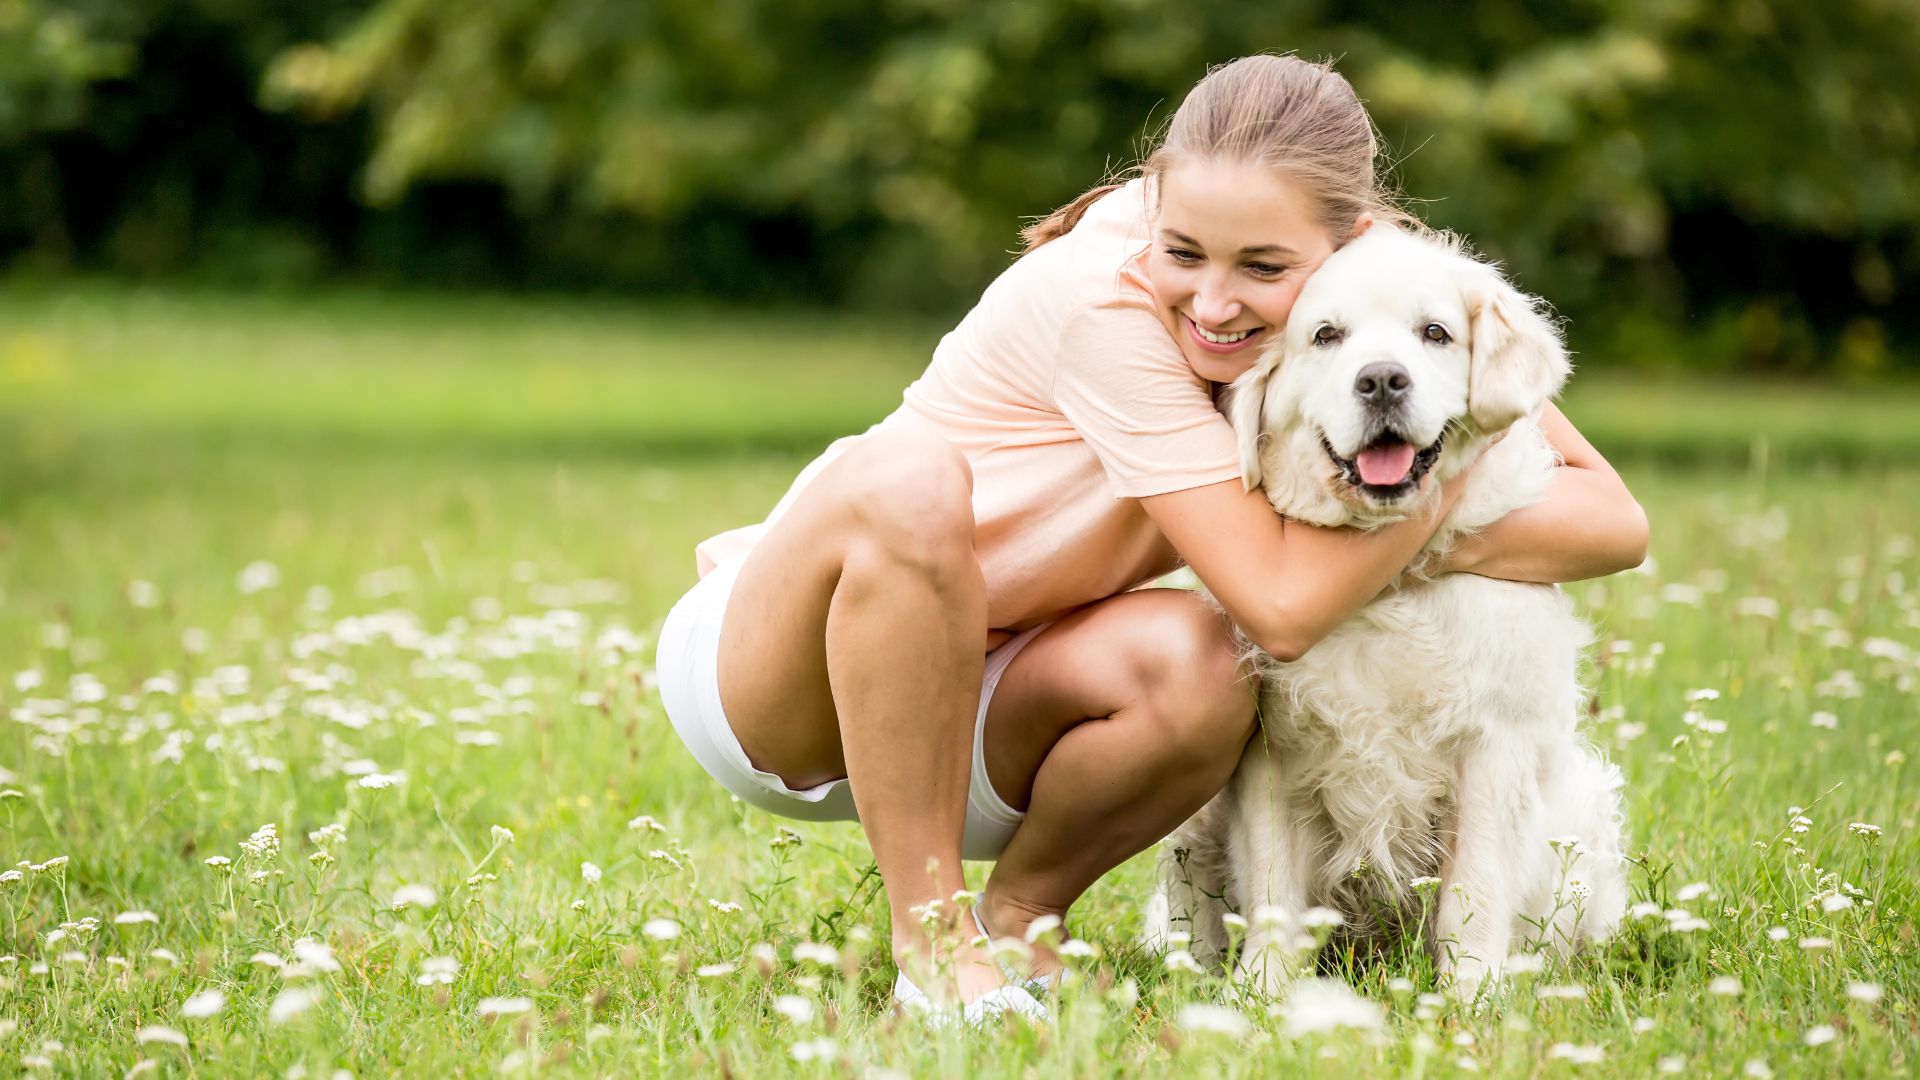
[0,284,1916,1076]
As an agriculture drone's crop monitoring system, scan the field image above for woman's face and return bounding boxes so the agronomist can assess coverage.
[1147,159,1342,384]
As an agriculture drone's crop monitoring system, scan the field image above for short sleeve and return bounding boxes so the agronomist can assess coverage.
[1051,301,1241,498]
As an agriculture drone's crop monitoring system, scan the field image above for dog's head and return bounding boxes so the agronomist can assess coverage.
[1228,227,1569,527]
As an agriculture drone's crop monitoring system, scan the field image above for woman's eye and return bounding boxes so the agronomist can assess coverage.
[1163,247,1201,264]
[1313,325,1343,347]
[1246,262,1285,276]
[1423,323,1452,345]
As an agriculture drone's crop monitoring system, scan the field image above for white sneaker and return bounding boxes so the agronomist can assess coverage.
[892,969,1050,1026]
[970,905,1060,994]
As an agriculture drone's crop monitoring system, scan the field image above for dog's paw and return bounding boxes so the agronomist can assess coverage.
[1440,956,1514,1012]
[1230,936,1304,1004]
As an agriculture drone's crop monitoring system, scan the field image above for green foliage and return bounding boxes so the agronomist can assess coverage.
[0,0,137,140]
[3,2,1920,364]
[257,0,1920,356]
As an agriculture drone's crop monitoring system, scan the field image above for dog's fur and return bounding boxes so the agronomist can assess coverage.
[1143,226,1628,995]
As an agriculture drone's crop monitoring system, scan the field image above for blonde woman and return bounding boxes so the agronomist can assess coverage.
[656,55,1647,1021]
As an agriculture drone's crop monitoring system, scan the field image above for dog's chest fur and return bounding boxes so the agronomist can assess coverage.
[1240,421,1590,907]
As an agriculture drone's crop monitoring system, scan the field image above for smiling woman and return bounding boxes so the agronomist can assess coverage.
[652,53,1647,1023]
[1148,160,1337,383]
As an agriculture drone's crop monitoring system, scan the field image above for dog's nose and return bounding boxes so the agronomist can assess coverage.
[1353,362,1412,408]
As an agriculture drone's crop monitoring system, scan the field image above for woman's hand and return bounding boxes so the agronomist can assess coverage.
[1142,463,1470,662]
[1432,404,1649,582]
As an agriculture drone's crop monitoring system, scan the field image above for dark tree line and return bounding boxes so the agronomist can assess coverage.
[5,0,1919,371]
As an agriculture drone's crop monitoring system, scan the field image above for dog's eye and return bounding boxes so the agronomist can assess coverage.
[1422,323,1452,345]
[1312,325,1343,347]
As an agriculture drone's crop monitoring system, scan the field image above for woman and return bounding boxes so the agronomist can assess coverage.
[656,55,1647,1020]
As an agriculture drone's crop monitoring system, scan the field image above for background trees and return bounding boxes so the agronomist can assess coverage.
[4,0,1918,370]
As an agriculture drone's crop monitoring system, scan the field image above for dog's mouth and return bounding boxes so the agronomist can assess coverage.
[1323,429,1446,497]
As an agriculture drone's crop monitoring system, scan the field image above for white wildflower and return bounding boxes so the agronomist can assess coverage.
[1023,914,1063,943]
[580,861,602,886]
[476,996,534,1017]
[181,989,226,1018]
[792,942,839,967]
[491,825,515,846]
[1805,1025,1837,1047]
[1675,882,1713,903]
[1279,978,1386,1037]
[291,938,340,974]
[773,995,815,1024]
[642,918,681,941]
[1799,936,1833,950]
[1846,982,1882,1003]
[391,884,437,910]
[1299,906,1344,929]
[696,962,736,978]
[113,911,159,926]
[1708,976,1743,996]
[1548,1043,1606,1065]
[1163,949,1203,975]
[627,815,666,833]
[268,987,318,1024]
[135,1026,188,1048]
[415,956,459,986]
[706,899,742,915]
[789,1037,838,1063]
[237,561,280,594]
[1502,953,1546,975]
[1177,1003,1251,1038]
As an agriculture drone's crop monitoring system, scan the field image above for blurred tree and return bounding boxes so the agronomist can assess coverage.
[3,0,1918,367]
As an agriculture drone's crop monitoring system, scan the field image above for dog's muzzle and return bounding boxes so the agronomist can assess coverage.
[1323,428,1446,498]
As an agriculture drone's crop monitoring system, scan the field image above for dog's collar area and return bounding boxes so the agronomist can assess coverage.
[1322,430,1446,496]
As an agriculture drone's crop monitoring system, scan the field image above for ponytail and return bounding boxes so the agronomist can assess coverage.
[1019,182,1125,251]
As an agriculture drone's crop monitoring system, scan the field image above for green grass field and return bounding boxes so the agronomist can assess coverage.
[1,286,1916,1076]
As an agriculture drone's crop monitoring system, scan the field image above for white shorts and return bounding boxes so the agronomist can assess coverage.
[655,555,1040,861]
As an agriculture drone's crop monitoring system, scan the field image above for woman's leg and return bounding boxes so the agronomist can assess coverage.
[975,589,1258,975]
[713,426,1004,1000]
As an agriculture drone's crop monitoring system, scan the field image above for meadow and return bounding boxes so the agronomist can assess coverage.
[0,286,1915,1076]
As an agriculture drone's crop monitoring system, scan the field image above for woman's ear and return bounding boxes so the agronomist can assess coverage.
[1465,265,1571,433]
[1349,211,1376,241]
[1227,357,1277,491]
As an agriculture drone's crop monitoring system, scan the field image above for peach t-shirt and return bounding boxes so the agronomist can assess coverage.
[694,178,1241,638]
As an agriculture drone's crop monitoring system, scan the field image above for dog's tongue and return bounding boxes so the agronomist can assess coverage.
[1355,442,1417,486]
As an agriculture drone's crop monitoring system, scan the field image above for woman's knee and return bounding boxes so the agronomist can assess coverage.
[827,430,978,578]
[1120,600,1257,763]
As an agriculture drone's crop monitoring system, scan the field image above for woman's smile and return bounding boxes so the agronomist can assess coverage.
[1185,315,1266,354]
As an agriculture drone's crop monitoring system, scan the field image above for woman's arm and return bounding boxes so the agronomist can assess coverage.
[1439,404,1649,583]
[1142,473,1470,662]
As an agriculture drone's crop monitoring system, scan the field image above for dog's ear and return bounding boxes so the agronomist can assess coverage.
[1465,265,1571,433]
[1226,354,1278,491]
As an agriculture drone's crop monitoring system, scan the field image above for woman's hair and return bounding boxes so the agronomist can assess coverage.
[1021,54,1407,249]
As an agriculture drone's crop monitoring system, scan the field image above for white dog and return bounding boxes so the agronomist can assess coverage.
[1145,226,1628,995]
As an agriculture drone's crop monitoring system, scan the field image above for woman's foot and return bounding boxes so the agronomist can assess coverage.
[892,940,1048,1024]
[973,890,1068,988]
